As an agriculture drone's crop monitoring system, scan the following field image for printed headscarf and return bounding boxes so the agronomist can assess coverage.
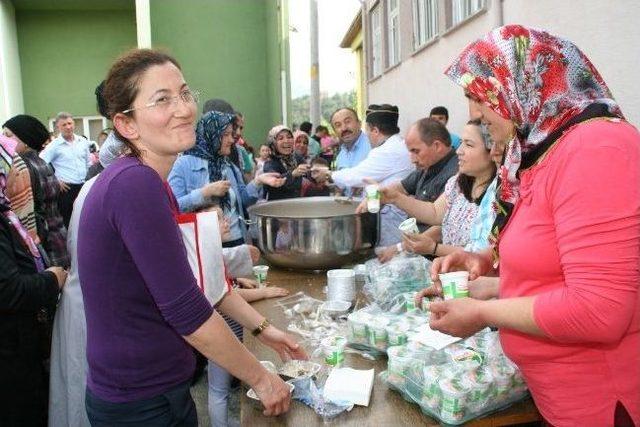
[445,25,623,263]
[267,125,297,172]
[0,153,44,270]
[185,110,236,211]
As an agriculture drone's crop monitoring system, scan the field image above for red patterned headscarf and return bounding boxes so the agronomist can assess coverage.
[445,25,623,262]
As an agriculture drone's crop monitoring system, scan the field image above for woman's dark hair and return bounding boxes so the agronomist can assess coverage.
[457,119,496,204]
[103,48,181,158]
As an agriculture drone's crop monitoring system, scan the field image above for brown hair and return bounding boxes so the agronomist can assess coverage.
[415,117,451,147]
[103,48,181,158]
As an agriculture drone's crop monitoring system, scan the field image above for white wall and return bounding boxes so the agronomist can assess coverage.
[366,0,640,138]
[0,0,24,124]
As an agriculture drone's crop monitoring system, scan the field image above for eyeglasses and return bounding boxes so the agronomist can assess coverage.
[122,89,200,114]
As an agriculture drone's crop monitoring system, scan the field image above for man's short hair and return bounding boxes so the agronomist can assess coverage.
[315,125,329,134]
[329,107,359,124]
[415,117,451,147]
[299,121,313,134]
[311,157,329,167]
[429,106,449,121]
[365,104,399,136]
[202,98,234,114]
[55,111,73,124]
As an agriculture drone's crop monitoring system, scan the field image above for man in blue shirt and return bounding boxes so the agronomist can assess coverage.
[330,107,370,196]
[40,112,91,227]
[429,106,461,149]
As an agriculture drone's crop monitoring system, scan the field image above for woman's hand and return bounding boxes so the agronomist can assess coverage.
[201,180,231,198]
[47,266,68,290]
[258,286,289,300]
[251,370,292,417]
[355,198,368,214]
[257,325,309,361]
[377,245,399,263]
[431,250,493,282]
[414,284,443,308]
[429,298,487,338]
[247,245,261,263]
[468,276,500,300]
[236,277,257,289]
[291,164,310,178]
[402,232,436,255]
[256,172,286,188]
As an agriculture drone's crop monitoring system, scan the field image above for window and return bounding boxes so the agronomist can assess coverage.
[413,0,438,49]
[387,0,400,67]
[450,0,484,27]
[370,3,383,77]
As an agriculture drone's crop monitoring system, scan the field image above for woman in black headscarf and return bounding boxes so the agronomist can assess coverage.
[3,115,69,268]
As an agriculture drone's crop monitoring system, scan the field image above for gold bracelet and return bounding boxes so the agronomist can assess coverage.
[252,318,271,336]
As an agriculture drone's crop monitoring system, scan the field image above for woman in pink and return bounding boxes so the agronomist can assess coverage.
[426,25,639,426]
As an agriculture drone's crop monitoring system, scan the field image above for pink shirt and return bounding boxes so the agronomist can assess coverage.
[499,119,640,426]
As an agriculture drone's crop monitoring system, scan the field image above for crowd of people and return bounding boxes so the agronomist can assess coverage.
[0,24,638,427]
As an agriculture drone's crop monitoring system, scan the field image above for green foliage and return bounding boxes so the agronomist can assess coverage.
[290,90,356,131]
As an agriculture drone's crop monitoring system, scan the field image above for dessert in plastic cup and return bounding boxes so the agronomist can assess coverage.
[253,265,269,288]
[321,335,347,367]
[364,184,380,213]
[439,271,470,300]
[398,217,419,235]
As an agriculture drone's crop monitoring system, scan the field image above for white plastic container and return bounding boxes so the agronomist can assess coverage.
[327,269,356,302]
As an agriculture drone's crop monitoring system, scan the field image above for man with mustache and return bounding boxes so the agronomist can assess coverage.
[330,107,370,196]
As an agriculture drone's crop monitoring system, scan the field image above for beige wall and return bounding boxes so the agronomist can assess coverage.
[365,0,640,138]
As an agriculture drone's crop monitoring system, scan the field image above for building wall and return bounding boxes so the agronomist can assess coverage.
[150,0,288,147]
[0,0,24,124]
[15,8,137,126]
[365,0,640,137]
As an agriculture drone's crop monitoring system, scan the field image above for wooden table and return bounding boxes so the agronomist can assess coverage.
[241,267,540,426]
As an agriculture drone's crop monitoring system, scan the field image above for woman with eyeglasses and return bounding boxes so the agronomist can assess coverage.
[77,49,297,425]
[262,125,309,200]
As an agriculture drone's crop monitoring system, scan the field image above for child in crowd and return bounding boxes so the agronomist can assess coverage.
[301,157,331,197]
[254,144,271,177]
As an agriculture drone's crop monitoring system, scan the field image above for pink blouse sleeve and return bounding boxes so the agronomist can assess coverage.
[533,125,640,344]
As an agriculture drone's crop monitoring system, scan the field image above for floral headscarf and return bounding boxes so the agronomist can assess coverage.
[267,125,297,172]
[445,25,623,262]
[184,110,236,211]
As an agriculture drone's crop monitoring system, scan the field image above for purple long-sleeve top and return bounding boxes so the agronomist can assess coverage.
[78,156,213,402]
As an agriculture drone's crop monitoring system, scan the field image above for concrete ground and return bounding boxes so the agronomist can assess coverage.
[191,370,241,426]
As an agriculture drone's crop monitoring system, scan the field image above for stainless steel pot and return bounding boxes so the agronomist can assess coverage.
[247,197,378,270]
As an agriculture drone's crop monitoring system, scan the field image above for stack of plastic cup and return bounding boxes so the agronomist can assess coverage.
[365,184,380,213]
[326,269,356,303]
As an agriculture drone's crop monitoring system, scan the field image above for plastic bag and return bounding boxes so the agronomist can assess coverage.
[382,330,529,425]
[363,254,431,311]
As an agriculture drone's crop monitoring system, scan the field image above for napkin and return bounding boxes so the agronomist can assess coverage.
[409,324,462,350]
[323,368,375,407]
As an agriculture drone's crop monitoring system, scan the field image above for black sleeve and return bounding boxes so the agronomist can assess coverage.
[0,217,59,312]
[401,170,421,195]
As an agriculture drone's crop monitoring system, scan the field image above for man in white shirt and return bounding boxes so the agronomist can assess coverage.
[40,112,91,227]
[318,104,414,248]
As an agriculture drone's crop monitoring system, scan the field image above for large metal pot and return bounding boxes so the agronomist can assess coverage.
[248,197,378,270]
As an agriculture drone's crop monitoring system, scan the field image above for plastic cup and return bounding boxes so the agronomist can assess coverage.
[253,265,269,288]
[365,184,380,213]
[386,324,409,347]
[321,335,347,367]
[367,319,389,351]
[347,312,369,345]
[439,271,470,300]
[327,269,356,302]
[398,217,419,235]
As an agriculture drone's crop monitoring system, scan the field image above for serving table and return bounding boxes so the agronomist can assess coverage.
[241,267,540,426]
